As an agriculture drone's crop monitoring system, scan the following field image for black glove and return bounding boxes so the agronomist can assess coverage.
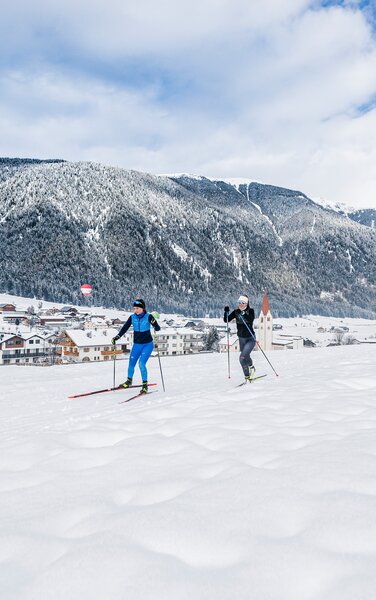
[224,305,230,314]
[112,335,120,345]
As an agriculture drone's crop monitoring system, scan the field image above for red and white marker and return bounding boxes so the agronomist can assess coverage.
[80,283,92,297]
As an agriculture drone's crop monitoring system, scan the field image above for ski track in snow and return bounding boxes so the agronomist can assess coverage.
[1,346,376,599]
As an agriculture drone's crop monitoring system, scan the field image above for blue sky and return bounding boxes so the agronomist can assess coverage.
[1,0,376,208]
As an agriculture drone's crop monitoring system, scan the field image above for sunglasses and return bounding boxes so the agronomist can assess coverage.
[238,301,247,305]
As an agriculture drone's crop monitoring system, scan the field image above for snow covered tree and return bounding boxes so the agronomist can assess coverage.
[203,327,220,352]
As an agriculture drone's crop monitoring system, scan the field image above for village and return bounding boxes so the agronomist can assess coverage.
[1,292,372,367]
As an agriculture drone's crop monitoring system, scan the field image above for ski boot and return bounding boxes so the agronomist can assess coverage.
[120,377,132,389]
[244,367,256,384]
[140,380,148,394]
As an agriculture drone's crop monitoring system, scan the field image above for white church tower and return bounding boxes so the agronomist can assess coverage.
[258,291,273,351]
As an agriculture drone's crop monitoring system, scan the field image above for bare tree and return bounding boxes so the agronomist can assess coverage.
[332,331,344,345]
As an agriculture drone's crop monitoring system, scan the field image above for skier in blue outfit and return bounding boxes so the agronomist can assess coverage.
[112,299,160,394]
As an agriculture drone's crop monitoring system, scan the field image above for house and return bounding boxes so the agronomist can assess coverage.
[219,334,240,353]
[112,318,126,327]
[155,328,204,355]
[0,303,16,312]
[59,328,130,363]
[61,306,79,315]
[273,335,304,350]
[43,307,61,315]
[22,334,53,363]
[2,311,28,323]
[165,319,176,327]
[0,335,25,364]
[0,334,53,364]
[184,319,206,329]
[39,316,68,329]
[84,317,108,330]
[215,324,230,334]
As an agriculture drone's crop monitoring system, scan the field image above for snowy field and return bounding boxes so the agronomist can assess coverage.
[1,344,376,600]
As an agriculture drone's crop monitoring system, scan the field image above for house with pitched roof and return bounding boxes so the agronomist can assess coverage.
[59,329,130,363]
[0,303,16,312]
[218,334,240,353]
[0,333,54,364]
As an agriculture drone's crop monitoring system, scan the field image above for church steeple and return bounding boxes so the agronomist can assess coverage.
[258,290,273,351]
[261,290,270,316]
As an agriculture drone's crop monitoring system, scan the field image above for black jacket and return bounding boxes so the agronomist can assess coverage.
[224,307,255,339]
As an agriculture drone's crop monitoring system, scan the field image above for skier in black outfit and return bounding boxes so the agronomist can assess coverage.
[224,294,256,382]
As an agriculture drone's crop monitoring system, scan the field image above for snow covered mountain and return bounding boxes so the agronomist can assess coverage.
[348,208,376,229]
[0,158,375,317]
[310,194,375,230]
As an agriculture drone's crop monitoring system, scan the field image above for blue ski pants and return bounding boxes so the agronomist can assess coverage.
[127,341,154,381]
[239,336,255,376]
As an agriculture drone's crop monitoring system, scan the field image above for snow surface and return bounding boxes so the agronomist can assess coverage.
[1,344,376,599]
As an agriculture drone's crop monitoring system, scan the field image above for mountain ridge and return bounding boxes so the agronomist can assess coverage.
[0,158,375,317]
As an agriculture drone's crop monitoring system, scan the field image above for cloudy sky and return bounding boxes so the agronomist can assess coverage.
[1,0,376,208]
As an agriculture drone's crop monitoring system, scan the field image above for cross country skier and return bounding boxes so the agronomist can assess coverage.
[224,294,256,383]
[112,299,160,394]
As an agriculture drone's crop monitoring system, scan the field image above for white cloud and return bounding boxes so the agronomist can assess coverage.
[0,1,375,208]
[0,1,311,57]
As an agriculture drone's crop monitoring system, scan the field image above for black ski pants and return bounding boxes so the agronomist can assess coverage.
[239,336,255,376]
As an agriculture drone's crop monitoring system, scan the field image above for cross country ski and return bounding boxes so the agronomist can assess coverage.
[118,390,157,404]
[68,383,157,399]
[236,374,267,387]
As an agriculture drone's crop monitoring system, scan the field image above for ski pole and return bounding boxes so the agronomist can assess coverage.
[112,342,116,388]
[151,311,166,393]
[154,335,166,392]
[226,312,231,379]
[239,314,279,377]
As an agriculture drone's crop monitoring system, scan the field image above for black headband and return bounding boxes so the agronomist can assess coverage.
[133,299,145,309]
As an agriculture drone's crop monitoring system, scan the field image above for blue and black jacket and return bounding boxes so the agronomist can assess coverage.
[117,311,160,344]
